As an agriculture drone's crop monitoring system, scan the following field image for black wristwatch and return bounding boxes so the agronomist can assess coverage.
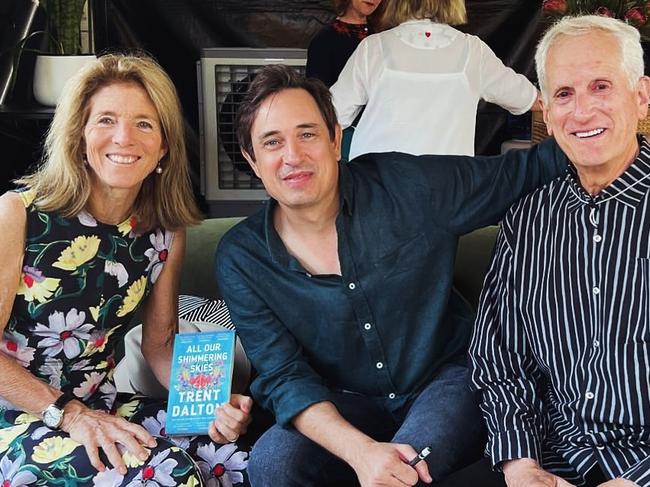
[42,392,76,429]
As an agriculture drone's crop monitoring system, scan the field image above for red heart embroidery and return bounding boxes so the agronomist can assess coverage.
[425,32,431,38]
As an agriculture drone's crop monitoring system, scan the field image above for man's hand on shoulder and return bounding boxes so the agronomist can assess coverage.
[503,458,576,487]
[349,441,432,487]
[598,480,639,487]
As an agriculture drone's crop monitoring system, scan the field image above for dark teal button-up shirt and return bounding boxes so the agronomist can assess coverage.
[216,140,568,427]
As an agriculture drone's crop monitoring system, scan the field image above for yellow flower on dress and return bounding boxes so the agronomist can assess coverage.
[116,276,147,317]
[14,413,39,425]
[80,325,119,357]
[122,448,149,468]
[32,436,79,463]
[0,423,29,454]
[18,188,36,207]
[116,399,141,419]
[117,216,138,237]
[16,266,60,304]
[178,475,200,487]
[52,235,101,271]
[89,296,105,322]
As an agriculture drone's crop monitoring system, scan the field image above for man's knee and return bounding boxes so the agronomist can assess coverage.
[247,425,315,486]
[393,364,487,480]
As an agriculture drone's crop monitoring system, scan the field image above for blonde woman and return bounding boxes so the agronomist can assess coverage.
[331,0,539,159]
[0,53,252,486]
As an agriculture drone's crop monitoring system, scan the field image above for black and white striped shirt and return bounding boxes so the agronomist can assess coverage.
[469,138,650,487]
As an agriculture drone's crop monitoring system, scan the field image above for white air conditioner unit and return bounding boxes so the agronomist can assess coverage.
[197,48,307,206]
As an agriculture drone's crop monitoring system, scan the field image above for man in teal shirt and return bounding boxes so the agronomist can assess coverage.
[216,64,568,486]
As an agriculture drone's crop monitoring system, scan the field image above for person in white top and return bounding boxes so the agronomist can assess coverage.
[331,0,539,159]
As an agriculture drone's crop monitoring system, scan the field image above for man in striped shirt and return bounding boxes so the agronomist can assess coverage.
[470,15,650,487]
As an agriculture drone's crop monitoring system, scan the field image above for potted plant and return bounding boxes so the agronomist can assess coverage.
[32,0,95,106]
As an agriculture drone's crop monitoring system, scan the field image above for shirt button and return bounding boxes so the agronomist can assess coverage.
[305,272,312,278]
[388,393,396,399]
[348,282,356,290]
[376,362,384,369]
[593,234,602,243]
[586,391,595,400]
[592,287,600,295]
[364,323,372,330]
[593,340,600,347]
[596,445,605,450]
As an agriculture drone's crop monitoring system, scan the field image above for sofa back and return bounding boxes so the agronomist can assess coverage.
[181,218,498,309]
[179,217,243,299]
[453,225,498,309]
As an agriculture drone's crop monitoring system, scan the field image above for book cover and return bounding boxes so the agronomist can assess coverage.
[165,329,235,436]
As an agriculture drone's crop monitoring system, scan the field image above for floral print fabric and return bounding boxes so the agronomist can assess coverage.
[0,190,250,485]
[4,189,168,412]
[0,395,251,486]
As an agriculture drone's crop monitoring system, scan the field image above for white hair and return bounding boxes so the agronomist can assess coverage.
[535,15,644,102]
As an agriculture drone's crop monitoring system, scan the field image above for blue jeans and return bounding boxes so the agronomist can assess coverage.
[247,362,485,486]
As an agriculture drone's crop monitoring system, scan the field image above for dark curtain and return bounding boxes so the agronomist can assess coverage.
[93,0,542,159]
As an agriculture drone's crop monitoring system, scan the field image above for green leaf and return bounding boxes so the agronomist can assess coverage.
[40,0,88,54]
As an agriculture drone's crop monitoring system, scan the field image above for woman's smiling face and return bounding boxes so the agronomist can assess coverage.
[83,81,167,196]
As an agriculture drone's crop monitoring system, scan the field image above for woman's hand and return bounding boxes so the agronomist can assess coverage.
[62,400,157,474]
[208,394,253,443]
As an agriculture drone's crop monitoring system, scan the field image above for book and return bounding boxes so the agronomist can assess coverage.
[165,329,235,436]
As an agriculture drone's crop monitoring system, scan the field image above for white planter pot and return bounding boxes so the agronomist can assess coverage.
[33,54,95,107]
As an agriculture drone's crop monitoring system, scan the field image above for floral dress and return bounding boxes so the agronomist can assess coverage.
[0,190,250,486]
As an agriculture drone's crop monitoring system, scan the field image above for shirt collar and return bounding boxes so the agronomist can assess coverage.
[332,18,370,40]
[565,135,650,211]
[263,199,287,267]
[339,162,355,216]
[392,20,458,49]
[263,162,353,269]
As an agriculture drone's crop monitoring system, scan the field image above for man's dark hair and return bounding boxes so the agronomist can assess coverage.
[236,64,338,161]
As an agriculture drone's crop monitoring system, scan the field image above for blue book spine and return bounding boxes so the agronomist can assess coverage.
[165,330,235,436]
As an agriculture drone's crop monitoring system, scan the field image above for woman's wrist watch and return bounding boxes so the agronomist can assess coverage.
[42,392,76,429]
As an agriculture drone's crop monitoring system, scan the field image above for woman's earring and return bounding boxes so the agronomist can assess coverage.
[155,164,163,174]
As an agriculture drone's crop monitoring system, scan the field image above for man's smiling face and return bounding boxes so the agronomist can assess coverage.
[542,31,649,179]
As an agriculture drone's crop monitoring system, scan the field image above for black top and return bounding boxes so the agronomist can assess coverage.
[306,19,370,87]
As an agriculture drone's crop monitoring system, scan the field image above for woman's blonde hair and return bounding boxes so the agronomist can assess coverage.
[18,52,201,231]
[377,0,466,31]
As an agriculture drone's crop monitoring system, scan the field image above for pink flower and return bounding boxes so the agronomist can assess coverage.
[190,374,212,389]
[625,7,648,27]
[595,6,614,17]
[542,0,567,15]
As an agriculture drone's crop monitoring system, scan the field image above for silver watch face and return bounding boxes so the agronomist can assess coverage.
[43,405,63,429]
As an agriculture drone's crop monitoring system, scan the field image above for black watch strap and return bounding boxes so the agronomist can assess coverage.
[53,392,75,410]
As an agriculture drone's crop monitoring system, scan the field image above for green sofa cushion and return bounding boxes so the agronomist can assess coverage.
[179,217,243,300]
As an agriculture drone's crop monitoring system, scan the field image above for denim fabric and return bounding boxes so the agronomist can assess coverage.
[216,141,568,428]
[247,363,485,486]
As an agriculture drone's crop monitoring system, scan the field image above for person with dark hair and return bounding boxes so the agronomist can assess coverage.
[0,53,252,486]
[331,0,539,159]
[216,63,570,487]
[306,0,383,88]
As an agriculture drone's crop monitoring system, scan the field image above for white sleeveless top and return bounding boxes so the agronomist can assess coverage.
[331,20,537,158]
